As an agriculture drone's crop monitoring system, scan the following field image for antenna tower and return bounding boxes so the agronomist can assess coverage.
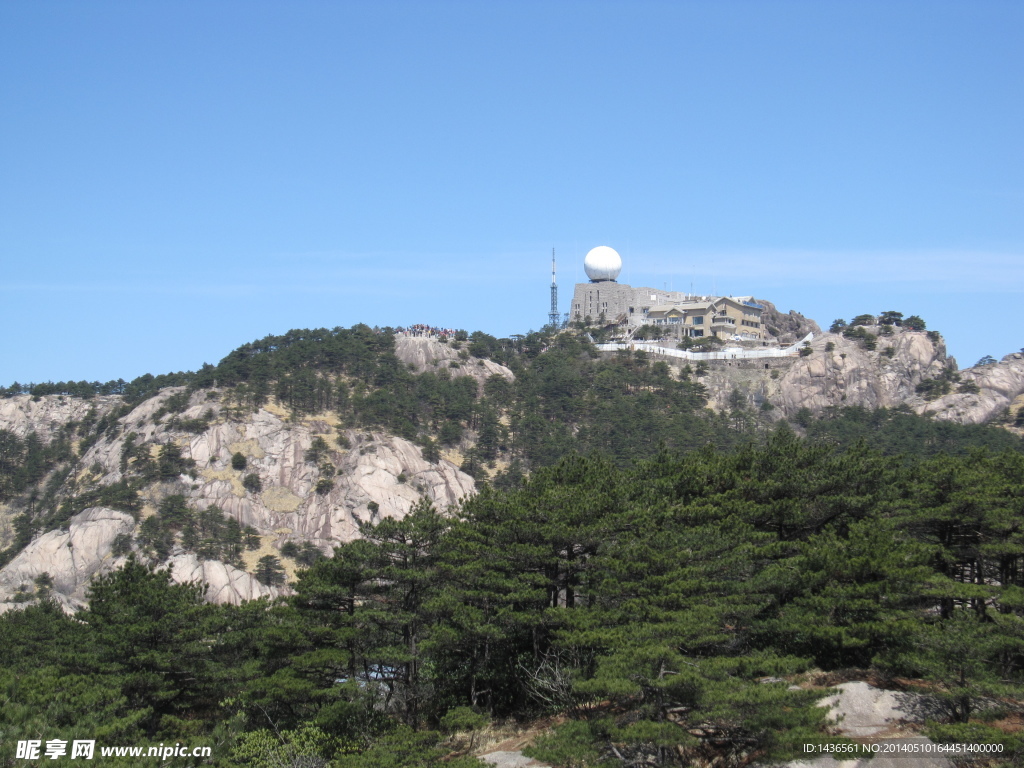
[548,248,559,328]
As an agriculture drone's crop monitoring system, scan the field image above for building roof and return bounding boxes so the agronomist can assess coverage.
[647,305,685,315]
[671,300,715,311]
[718,296,763,311]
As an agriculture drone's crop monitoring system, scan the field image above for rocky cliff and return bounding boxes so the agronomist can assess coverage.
[78,388,476,547]
[924,352,1024,425]
[0,335,510,613]
[0,394,121,441]
[0,504,284,613]
[0,379,476,610]
[774,328,950,415]
[0,506,135,613]
[689,326,1024,426]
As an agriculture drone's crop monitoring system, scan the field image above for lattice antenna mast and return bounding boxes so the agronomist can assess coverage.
[548,248,560,327]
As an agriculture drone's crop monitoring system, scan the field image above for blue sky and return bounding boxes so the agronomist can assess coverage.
[1,1,1021,383]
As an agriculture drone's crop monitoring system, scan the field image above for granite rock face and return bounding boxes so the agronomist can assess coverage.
[684,327,1024,427]
[770,334,1024,425]
[773,329,950,416]
[0,387,476,610]
[923,353,1024,425]
[0,506,280,611]
[0,394,121,442]
[76,390,476,548]
[0,506,134,612]
[163,552,282,603]
[393,336,515,390]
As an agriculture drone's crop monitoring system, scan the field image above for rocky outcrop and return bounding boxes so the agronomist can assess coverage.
[163,553,282,603]
[0,506,134,612]
[0,385,477,611]
[773,328,949,416]
[697,358,793,413]
[694,328,1024,427]
[688,327,952,416]
[0,394,121,441]
[819,681,931,737]
[756,299,821,344]
[922,353,1024,425]
[78,391,475,548]
[393,336,514,389]
[802,682,952,768]
[0,505,281,612]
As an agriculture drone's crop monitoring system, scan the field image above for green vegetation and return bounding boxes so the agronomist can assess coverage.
[632,324,662,340]
[841,325,877,350]
[799,405,1023,456]
[280,541,325,567]
[0,429,73,503]
[254,554,286,586]
[831,312,927,334]
[915,366,962,401]
[3,437,1024,765]
[1,373,194,404]
[2,323,1021,575]
[5,322,1024,765]
[136,497,246,565]
[904,314,926,331]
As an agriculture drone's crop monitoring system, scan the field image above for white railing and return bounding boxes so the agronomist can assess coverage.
[595,333,814,361]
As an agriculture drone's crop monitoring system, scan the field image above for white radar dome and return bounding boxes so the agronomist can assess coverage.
[583,246,622,282]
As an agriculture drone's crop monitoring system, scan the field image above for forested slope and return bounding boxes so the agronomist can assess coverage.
[1,325,1021,604]
[3,434,1024,766]
[1,324,1023,767]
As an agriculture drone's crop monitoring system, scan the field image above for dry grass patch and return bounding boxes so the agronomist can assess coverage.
[441,449,464,467]
[240,531,301,582]
[201,468,246,498]
[228,439,266,459]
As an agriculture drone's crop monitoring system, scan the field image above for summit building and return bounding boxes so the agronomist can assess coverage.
[570,246,766,343]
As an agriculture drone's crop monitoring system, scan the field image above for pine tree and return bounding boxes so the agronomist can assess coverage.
[255,555,286,586]
[81,557,214,735]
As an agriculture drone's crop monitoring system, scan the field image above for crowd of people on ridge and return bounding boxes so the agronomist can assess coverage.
[395,324,459,339]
